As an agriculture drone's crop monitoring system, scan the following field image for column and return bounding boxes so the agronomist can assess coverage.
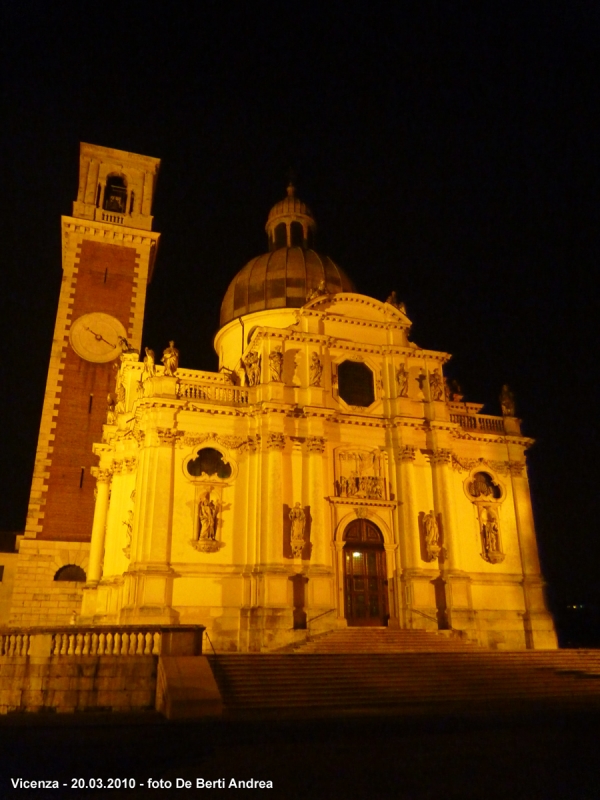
[509,460,558,648]
[141,171,154,216]
[430,448,459,571]
[307,436,328,566]
[265,432,285,564]
[86,468,112,584]
[397,445,420,569]
[431,447,475,635]
[120,428,177,623]
[84,159,99,205]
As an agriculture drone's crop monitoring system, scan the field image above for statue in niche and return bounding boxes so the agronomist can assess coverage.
[269,347,283,382]
[106,393,117,424]
[289,503,306,557]
[483,514,499,555]
[306,279,328,302]
[396,364,409,397]
[423,510,441,561]
[198,493,218,540]
[143,347,156,379]
[162,340,179,377]
[309,353,323,387]
[481,508,504,563]
[243,350,261,386]
[500,384,516,416]
[429,369,444,401]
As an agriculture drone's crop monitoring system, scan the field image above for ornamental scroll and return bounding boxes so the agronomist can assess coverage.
[334,449,386,500]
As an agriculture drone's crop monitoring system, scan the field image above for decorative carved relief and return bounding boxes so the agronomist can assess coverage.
[397,445,416,462]
[156,428,180,445]
[90,467,113,484]
[430,448,452,465]
[452,455,510,476]
[266,432,286,451]
[247,434,261,453]
[335,449,385,499]
[181,433,245,451]
[306,436,326,453]
[507,460,525,477]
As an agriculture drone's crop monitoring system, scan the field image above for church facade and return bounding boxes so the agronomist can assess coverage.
[10,145,557,651]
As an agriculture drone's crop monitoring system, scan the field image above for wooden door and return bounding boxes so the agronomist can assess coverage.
[343,520,388,627]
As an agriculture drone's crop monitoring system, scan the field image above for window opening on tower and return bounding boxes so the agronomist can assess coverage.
[103,175,127,214]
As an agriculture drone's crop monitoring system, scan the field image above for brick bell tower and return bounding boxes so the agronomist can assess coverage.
[10,143,160,626]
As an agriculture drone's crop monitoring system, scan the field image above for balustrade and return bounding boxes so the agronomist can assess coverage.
[0,628,162,657]
[179,381,249,405]
[450,413,505,434]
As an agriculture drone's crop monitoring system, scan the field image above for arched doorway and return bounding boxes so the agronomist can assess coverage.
[343,519,389,627]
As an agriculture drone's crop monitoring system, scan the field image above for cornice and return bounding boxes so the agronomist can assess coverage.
[326,496,397,509]
[61,215,160,247]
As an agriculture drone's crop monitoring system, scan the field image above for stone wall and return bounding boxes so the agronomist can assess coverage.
[0,656,156,714]
[9,540,89,626]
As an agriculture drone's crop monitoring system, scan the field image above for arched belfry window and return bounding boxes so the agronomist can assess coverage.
[103,175,127,214]
[290,221,304,247]
[274,223,287,249]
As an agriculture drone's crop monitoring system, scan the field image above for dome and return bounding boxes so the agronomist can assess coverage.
[220,248,355,326]
[220,185,355,327]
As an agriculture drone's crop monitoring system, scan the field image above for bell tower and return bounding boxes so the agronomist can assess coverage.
[10,143,160,626]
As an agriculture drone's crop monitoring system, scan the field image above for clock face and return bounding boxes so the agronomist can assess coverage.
[69,312,127,363]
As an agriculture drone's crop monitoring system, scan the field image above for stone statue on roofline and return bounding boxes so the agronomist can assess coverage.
[162,341,179,376]
[500,384,515,416]
[306,279,328,303]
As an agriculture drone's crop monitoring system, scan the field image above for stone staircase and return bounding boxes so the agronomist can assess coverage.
[292,626,477,653]
[207,642,600,719]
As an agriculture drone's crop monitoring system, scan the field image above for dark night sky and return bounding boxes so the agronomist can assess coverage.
[1,2,598,618]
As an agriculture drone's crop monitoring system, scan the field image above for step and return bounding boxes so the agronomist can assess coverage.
[207,651,600,716]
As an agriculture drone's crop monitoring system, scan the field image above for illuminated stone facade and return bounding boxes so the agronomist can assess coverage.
[76,183,557,651]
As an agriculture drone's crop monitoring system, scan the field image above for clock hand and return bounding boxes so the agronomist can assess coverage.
[84,326,117,348]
